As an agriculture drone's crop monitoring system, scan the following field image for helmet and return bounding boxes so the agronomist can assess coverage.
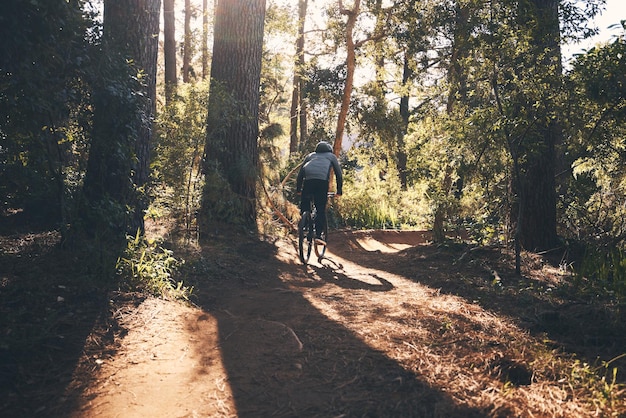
[315,141,333,153]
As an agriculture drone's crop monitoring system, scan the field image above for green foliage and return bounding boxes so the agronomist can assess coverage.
[341,189,399,230]
[304,63,344,138]
[561,31,626,250]
[404,112,509,244]
[339,147,429,230]
[574,247,626,299]
[265,1,294,37]
[116,230,191,301]
[0,0,96,223]
[260,3,292,126]
[572,33,626,106]
[153,82,208,229]
[566,357,625,412]
[560,0,607,44]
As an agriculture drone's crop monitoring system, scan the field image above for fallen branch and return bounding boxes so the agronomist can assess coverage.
[281,162,302,189]
[258,319,304,352]
[261,179,298,232]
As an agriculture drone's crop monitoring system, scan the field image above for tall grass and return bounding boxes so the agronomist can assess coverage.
[116,230,192,301]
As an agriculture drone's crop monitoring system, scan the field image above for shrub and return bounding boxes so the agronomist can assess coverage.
[116,230,192,300]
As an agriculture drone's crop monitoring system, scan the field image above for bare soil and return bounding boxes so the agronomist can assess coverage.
[1,219,625,417]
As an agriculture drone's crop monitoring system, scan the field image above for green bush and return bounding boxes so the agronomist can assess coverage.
[116,231,192,300]
[339,162,430,230]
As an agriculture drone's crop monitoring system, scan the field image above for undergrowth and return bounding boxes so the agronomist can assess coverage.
[115,230,192,301]
[574,247,626,300]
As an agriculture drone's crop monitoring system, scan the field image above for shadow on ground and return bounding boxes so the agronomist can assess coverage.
[187,236,486,417]
[330,230,626,377]
[0,212,117,417]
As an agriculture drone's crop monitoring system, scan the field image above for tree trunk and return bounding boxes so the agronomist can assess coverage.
[447,1,470,114]
[432,3,471,243]
[289,80,300,154]
[200,0,266,231]
[289,0,307,155]
[202,0,208,79]
[334,0,360,157]
[515,0,562,251]
[397,52,411,190]
[83,0,161,235]
[164,0,176,104]
[433,166,453,243]
[299,95,307,153]
[182,0,192,82]
[132,0,160,232]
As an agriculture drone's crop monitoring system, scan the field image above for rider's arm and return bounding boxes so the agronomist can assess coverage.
[296,167,304,193]
[332,156,343,195]
[296,156,312,193]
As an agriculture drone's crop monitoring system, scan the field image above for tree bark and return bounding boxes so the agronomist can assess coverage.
[182,0,192,82]
[164,0,177,103]
[397,52,411,190]
[202,0,209,79]
[83,0,161,234]
[289,77,300,154]
[201,0,266,230]
[334,0,360,157]
[515,0,562,251]
[289,0,308,155]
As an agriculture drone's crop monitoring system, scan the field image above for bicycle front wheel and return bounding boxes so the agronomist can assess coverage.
[298,212,313,264]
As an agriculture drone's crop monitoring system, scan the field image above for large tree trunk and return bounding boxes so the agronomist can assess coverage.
[131,0,160,232]
[83,0,161,235]
[164,0,177,103]
[200,0,266,232]
[517,135,558,251]
[515,0,562,251]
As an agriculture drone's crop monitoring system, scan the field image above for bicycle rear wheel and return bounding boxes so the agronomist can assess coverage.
[298,212,313,264]
[314,218,328,259]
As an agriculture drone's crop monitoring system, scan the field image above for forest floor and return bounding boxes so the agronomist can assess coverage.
[1,213,626,417]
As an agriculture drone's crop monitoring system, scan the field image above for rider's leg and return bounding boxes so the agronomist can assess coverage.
[312,180,329,238]
[300,181,312,215]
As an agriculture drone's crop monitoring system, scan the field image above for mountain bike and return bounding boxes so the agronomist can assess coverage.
[298,192,335,265]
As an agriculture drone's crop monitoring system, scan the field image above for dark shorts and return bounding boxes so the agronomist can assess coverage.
[300,179,329,213]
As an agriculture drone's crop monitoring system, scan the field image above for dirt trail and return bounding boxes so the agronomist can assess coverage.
[71,298,227,417]
[47,231,624,416]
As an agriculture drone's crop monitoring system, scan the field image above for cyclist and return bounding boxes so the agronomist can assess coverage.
[296,141,343,241]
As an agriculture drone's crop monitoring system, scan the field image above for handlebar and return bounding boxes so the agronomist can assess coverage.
[297,191,340,198]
